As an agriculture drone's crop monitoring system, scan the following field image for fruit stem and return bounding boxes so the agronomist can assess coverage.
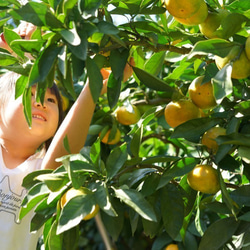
[95,213,116,250]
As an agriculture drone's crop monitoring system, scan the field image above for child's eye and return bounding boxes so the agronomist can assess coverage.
[47,97,56,103]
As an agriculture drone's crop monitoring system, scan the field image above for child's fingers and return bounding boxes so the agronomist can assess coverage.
[14,21,36,39]
[100,79,108,95]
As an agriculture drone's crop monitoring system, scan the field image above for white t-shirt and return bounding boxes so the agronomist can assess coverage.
[0,147,45,250]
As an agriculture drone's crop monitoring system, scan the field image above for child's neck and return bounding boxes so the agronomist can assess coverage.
[0,141,38,169]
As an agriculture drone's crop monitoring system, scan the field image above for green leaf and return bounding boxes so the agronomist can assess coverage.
[57,193,96,234]
[130,125,143,157]
[218,170,238,217]
[110,48,129,80]
[22,87,32,127]
[106,143,127,179]
[133,66,180,96]
[145,51,166,76]
[79,0,102,15]
[151,232,172,250]
[188,39,235,58]
[142,196,161,238]
[29,44,61,85]
[62,226,79,250]
[86,56,103,103]
[141,156,179,165]
[119,168,157,188]
[22,169,53,189]
[113,187,157,222]
[63,0,78,17]
[212,64,233,104]
[158,157,200,189]
[15,74,28,99]
[107,72,122,109]
[3,27,25,58]
[60,27,81,46]
[10,1,64,28]
[216,132,250,147]
[35,173,69,192]
[0,52,19,66]
[160,184,185,240]
[171,117,223,143]
[198,217,240,250]
[30,197,58,232]
[11,39,44,54]
[19,182,50,220]
[47,220,63,250]
[100,198,124,241]
[97,21,119,35]
[94,181,117,217]
[230,185,250,206]
[67,29,88,61]
[220,13,248,39]
[61,154,98,189]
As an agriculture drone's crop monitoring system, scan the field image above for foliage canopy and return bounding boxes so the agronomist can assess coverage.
[1,0,250,249]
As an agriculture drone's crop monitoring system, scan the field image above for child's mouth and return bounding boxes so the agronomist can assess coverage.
[32,114,46,121]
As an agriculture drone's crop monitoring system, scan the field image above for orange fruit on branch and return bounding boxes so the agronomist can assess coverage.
[188,75,217,110]
[164,99,201,128]
[123,57,135,82]
[101,128,121,145]
[201,126,226,153]
[215,45,250,79]
[187,164,220,194]
[60,187,99,220]
[165,243,179,250]
[245,35,250,60]
[164,0,204,18]
[174,1,208,26]
[199,10,230,39]
[116,104,141,125]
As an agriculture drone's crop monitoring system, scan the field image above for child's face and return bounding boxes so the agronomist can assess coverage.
[0,85,59,146]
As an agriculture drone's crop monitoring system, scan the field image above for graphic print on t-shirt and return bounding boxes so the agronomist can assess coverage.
[0,175,26,224]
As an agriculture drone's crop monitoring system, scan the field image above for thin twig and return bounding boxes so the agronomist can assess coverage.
[95,213,116,250]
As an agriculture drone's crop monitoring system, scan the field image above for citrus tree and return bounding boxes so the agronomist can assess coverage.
[1,0,250,249]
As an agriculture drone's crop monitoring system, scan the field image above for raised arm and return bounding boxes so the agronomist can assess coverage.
[41,78,108,170]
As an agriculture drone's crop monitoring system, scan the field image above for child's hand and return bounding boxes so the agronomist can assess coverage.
[0,32,11,51]
[0,21,36,53]
[14,21,36,40]
[100,68,111,95]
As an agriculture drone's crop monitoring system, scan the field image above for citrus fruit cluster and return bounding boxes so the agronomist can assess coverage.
[215,42,250,80]
[100,103,141,145]
[164,75,217,128]
[164,0,208,26]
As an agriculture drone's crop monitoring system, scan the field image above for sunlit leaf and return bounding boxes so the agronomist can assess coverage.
[113,187,157,222]
[198,217,240,250]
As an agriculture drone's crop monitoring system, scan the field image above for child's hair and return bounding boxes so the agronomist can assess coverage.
[0,71,64,150]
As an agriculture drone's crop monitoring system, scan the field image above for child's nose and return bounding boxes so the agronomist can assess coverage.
[33,100,47,109]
